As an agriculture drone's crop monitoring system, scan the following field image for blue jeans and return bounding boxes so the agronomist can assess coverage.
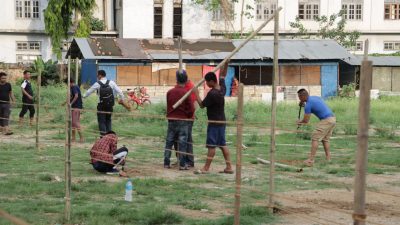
[164,120,189,167]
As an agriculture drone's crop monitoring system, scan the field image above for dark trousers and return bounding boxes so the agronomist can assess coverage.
[164,120,189,167]
[92,147,128,173]
[19,103,35,118]
[0,104,11,127]
[173,121,194,166]
[97,104,112,136]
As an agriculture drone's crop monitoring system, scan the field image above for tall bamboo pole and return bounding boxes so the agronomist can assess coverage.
[178,36,183,73]
[172,7,282,109]
[75,58,79,84]
[35,66,41,150]
[234,83,244,225]
[64,56,72,221]
[269,9,279,212]
[353,40,372,225]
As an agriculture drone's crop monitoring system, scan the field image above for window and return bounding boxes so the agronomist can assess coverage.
[16,41,41,51]
[16,54,41,64]
[348,41,363,51]
[16,0,40,19]
[384,1,400,20]
[256,0,277,20]
[154,6,163,38]
[212,2,234,21]
[173,6,182,38]
[342,0,363,20]
[384,41,400,51]
[299,0,319,20]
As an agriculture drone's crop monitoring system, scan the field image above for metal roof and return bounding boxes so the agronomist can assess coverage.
[68,38,356,62]
[343,55,400,66]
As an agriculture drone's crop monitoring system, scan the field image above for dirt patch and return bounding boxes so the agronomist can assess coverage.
[169,205,221,220]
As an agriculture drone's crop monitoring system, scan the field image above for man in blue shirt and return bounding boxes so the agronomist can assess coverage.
[297,89,336,166]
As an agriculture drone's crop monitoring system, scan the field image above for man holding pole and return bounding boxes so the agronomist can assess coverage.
[297,89,336,166]
[193,72,233,174]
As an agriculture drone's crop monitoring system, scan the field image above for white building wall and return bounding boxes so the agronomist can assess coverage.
[182,0,210,39]
[121,0,154,38]
[162,0,173,38]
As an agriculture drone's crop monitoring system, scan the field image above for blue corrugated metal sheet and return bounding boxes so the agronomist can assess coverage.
[81,59,97,85]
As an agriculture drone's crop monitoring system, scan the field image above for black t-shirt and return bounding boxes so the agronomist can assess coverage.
[202,88,226,126]
[21,80,33,103]
[70,85,83,109]
[0,83,12,104]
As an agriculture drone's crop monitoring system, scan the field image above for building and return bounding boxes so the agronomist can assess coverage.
[0,0,53,64]
[67,38,357,99]
[211,0,400,54]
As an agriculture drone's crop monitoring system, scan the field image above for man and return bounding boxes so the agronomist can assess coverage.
[83,70,125,136]
[193,72,233,174]
[19,70,35,126]
[164,71,194,170]
[0,72,15,135]
[69,78,83,143]
[90,131,128,176]
[183,70,196,167]
[297,89,336,166]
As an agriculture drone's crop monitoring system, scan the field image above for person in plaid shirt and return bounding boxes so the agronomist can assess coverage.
[90,131,128,176]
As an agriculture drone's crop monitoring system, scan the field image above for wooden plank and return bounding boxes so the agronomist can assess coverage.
[186,65,203,83]
[138,66,152,85]
[280,65,300,85]
[301,65,320,85]
[117,66,139,85]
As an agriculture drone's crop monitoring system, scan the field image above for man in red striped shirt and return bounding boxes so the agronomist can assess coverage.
[90,131,128,176]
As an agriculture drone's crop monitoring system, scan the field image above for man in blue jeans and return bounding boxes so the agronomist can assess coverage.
[164,72,195,170]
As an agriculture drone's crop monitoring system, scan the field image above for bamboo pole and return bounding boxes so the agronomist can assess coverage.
[353,40,372,225]
[172,7,282,109]
[178,36,183,73]
[0,208,30,225]
[35,66,41,150]
[64,56,72,221]
[234,83,244,225]
[75,58,79,84]
[269,9,279,212]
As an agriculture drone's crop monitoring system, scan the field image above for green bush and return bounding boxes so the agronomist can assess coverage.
[339,83,356,98]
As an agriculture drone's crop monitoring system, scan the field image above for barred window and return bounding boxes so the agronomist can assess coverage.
[16,54,41,64]
[348,41,363,51]
[384,41,400,51]
[384,3,400,20]
[15,0,40,19]
[16,41,41,51]
[256,0,277,20]
[299,1,319,20]
[342,0,363,20]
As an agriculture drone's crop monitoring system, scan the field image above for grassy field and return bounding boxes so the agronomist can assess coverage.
[0,84,399,225]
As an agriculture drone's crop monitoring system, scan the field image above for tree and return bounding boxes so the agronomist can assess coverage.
[44,0,96,58]
[289,11,360,49]
[30,58,59,85]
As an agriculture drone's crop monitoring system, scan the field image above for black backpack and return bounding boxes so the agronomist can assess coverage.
[97,80,114,107]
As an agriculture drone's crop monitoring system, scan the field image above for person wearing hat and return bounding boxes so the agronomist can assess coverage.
[164,71,195,170]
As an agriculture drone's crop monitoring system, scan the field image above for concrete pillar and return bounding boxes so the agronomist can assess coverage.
[163,0,173,38]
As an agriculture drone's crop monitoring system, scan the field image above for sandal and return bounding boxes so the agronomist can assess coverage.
[194,169,209,175]
[219,169,234,174]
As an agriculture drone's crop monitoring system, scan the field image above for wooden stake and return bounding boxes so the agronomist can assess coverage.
[35,66,41,150]
[178,36,183,74]
[64,56,72,221]
[0,208,30,225]
[234,83,244,225]
[353,40,372,225]
[75,58,79,85]
[172,7,282,109]
[269,9,279,212]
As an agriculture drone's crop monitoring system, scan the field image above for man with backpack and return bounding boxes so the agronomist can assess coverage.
[83,70,125,136]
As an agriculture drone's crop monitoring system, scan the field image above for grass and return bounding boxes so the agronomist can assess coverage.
[1,84,400,224]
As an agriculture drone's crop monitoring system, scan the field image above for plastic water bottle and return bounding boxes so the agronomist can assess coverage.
[125,179,133,202]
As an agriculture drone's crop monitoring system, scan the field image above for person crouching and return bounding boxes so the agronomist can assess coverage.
[90,131,128,177]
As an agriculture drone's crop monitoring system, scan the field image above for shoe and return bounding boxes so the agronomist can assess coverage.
[179,166,189,170]
[164,165,171,169]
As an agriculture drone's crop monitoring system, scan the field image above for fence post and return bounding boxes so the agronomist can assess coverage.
[234,83,244,225]
[353,40,372,225]
[269,9,280,212]
[35,67,41,150]
[75,58,79,85]
[64,56,72,221]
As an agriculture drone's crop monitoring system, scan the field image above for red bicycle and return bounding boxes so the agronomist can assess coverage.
[127,87,151,109]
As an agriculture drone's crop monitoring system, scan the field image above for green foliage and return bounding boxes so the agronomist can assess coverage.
[44,0,96,58]
[289,11,361,48]
[90,16,106,31]
[29,58,59,85]
[370,51,400,56]
[339,83,356,98]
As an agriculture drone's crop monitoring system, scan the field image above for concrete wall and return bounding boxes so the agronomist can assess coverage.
[373,67,400,92]
[121,0,154,38]
[182,0,210,39]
